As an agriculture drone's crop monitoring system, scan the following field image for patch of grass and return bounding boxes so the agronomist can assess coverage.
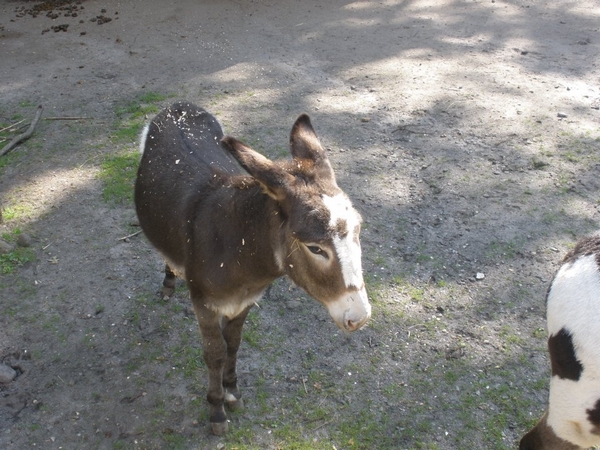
[111,122,144,143]
[0,247,35,274]
[0,151,19,175]
[162,431,187,449]
[178,344,205,378]
[98,149,139,204]
[243,309,262,348]
[1,227,21,241]
[541,209,566,225]
[499,325,525,349]
[271,427,333,450]
[409,286,425,302]
[100,91,171,203]
[335,407,396,449]
[363,273,385,303]
[255,375,269,414]
[532,327,546,339]
[1,203,35,223]
[18,101,36,108]
[114,91,168,121]
[485,240,518,260]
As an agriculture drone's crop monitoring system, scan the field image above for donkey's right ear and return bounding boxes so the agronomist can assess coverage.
[221,136,292,201]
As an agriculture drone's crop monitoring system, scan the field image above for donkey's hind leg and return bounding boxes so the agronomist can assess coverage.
[161,263,177,298]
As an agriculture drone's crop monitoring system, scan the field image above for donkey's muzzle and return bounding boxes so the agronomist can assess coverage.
[328,286,371,332]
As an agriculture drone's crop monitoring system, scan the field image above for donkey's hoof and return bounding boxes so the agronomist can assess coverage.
[226,396,244,411]
[210,420,229,436]
[160,286,175,299]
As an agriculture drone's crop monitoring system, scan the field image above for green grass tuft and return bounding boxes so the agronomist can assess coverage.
[0,247,35,274]
[98,150,139,204]
[100,91,171,204]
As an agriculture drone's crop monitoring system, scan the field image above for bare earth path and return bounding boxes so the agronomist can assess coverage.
[1,1,599,449]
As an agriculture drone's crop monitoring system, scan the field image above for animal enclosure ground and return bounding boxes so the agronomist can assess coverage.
[1,0,599,449]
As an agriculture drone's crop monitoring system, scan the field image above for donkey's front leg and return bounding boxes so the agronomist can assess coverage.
[192,298,229,435]
[222,305,253,411]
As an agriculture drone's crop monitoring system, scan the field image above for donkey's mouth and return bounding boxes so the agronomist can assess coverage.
[343,311,370,332]
[327,287,371,332]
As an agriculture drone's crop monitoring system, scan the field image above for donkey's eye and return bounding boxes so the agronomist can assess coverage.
[307,245,327,258]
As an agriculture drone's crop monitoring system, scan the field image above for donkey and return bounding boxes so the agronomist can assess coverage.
[134,102,371,435]
[520,235,600,449]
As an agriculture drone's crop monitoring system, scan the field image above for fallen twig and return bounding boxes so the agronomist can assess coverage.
[0,118,26,133]
[117,230,143,241]
[312,419,333,431]
[45,116,89,121]
[0,105,43,157]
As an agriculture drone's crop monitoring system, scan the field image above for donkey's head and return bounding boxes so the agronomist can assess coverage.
[221,115,371,331]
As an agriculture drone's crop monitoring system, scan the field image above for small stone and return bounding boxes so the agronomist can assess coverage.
[287,300,302,309]
[0,363,17,383]
[532,157,549,169]
[361,117,371,123]
[16,233,32,247]
[557,112,568,118]
[475,272,485,280]
[0,239,14,254]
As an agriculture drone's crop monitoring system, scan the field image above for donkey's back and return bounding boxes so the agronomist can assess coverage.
[135,102,243,267]
[139,101,243,177]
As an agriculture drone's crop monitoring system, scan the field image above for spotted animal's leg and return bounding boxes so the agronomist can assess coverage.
[222,304,253,411]
[161,263,177,298]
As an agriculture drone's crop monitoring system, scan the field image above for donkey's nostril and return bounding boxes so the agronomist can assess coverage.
[344,313,370,332]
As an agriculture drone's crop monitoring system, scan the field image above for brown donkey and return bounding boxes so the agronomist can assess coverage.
[135,102,371,435]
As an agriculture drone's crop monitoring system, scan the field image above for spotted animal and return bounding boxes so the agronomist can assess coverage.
[520,235,600,449]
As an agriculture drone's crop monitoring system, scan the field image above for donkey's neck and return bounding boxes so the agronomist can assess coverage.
[187,176,286,298]
[228,178,287,276]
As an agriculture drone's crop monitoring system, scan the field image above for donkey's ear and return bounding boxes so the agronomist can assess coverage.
[289,114,327,162]
[221,136,292,201]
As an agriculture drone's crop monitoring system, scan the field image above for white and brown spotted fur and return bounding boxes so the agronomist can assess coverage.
[134,102,371,435]
[520,235,600,449]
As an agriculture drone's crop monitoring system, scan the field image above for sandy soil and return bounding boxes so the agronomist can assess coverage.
[1,0,599,449]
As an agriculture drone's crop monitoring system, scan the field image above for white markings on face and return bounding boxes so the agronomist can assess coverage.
[326,286,371,331]
[321,193,363,290]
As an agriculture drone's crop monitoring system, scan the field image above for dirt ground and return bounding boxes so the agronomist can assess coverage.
[1,0,599,449]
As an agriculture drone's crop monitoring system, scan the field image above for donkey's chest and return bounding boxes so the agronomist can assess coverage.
[168,256,268,319]
[208,290,265,319]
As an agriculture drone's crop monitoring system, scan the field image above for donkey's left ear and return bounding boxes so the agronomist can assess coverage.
[221,136,292,201]
[289,114,328,163]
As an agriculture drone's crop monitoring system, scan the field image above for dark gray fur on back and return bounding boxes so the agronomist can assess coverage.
[144,101,243,176]
[561,234,600,267]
